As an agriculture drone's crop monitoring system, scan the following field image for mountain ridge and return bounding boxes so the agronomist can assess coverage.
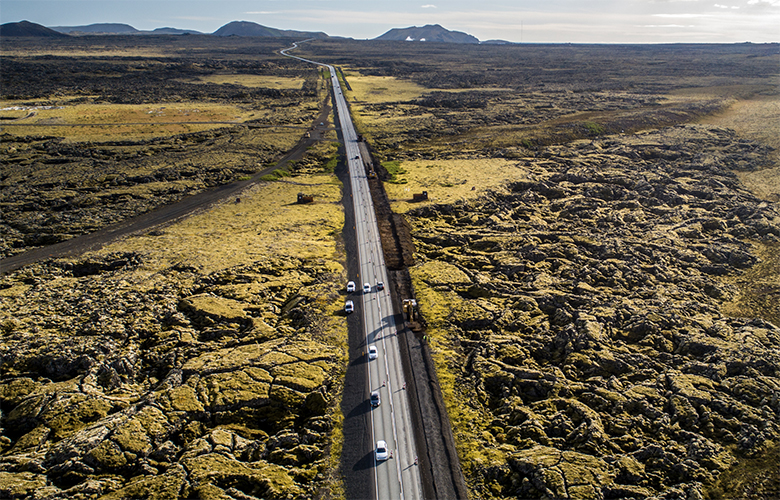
[52,23,203,35]
[0,21,512,45]
[52,23,140,34]
[3,19,497,44]
[212,20,327,38]
[374,24,479,44]
[0,20,69,37]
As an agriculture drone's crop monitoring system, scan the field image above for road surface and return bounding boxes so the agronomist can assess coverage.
[282,43,423,500]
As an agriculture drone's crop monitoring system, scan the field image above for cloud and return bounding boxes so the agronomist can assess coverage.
[421,4,437,8]
[173,16,225,22]
[652,13,713,17]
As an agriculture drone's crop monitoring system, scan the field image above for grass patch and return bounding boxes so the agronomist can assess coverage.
[346,74,430,104]
[324,143,341,174]
[381,160,407,184]
[327,411,346,498]
[0,99,315,143]
[260,169,292,182]
[722,241,780,327]
[583,121,606,135]
[383,158,531,211]
[105,172,345,275]
[0,101,245,142]
[706,442,780,499]
[180,75,305,89]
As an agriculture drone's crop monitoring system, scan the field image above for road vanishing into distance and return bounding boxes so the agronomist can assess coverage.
[282,43,424,500]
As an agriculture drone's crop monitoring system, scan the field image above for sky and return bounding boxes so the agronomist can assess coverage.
[2,0,779,43]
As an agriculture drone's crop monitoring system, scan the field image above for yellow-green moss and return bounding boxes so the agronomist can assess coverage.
[87,439,128,469]
[9,425,50,453]
[200,371,271,408]
[112,406,168,455]
[414,260,472,288]
[100,466,187,500]
[183,453,301,498]
[410,267,508,478]
[42,395,114,440]
[0,378,41,406]
[269,384,305,408]
[180,294,248,322]
[157,385,205,413]
[0,472,48,498]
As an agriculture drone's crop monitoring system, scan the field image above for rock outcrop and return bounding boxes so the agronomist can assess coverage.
[407,125,780,498]
[0,255,345,499]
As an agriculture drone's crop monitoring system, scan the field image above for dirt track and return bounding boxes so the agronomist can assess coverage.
[0,107,333,275]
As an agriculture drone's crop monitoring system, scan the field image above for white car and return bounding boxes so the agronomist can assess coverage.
[368,345,377,360]
[376,281,385,291]
[346,281,356,293]
[370,390,381,407]
[345,300,354,314]
[363,283,371,294]
[375,440,389,461]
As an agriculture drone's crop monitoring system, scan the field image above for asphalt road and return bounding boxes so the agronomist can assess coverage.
[283,44,423,500]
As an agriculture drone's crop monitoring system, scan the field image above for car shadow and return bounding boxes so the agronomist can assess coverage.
[346,399,370,419]
[351,345,371,365]
[352,450,376,471]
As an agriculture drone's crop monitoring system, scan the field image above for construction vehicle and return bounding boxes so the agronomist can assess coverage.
[403,299,418,322]
[412,191,429,202]
[403,299,422,333]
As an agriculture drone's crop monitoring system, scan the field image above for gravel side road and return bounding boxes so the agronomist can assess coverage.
[0,107,333,275]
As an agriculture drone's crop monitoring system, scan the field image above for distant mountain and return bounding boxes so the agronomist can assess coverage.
[52,23,139,34]
[50,23,201,35]
[0,20,69,37]
[374,24,479,44]
[151,27,202,35]
[481,39,515,45]
[213,21,327,39]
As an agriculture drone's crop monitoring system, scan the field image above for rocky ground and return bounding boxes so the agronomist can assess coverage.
[0,126,309,258]
[296,40,780,499]
[405,125,780,499]
[1,35,322,260]
[2,37,779,500]
[0,159,349,499]
[0,35,349,495]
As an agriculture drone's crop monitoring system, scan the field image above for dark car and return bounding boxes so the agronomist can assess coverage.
[370,390,380,407]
